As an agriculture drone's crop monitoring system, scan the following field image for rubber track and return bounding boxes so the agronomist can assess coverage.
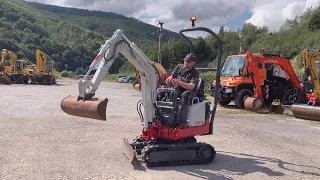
[141,142,216,167]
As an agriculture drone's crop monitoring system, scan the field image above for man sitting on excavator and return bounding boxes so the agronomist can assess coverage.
[165,53,200,128]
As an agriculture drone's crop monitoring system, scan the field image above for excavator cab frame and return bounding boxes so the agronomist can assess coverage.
[61,20,223,167]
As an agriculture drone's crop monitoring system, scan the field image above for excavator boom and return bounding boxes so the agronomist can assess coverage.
[61,29,158,129]
[244,51,304,111]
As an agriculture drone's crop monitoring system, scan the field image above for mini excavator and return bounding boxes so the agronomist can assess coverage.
[60,19,223,167]
[242,51,307,111]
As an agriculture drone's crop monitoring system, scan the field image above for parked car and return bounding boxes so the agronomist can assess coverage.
[117,77,128,83]
[125,77,136,83]
[117,76,136,83]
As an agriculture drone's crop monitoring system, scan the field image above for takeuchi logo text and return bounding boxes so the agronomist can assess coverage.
[264,59,279,64]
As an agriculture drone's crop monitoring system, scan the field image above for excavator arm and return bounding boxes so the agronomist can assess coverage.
[246,51,303,98]
[244,51,304,111]
[303,49,320,98]
[1,49,17,73]
[61,29,158,130]
[35,49,47,74]
[0,49,5,71]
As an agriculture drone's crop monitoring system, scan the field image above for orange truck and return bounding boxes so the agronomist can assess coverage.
[209,51,306,109]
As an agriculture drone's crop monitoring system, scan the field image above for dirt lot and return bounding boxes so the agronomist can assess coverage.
[1,79,320,180]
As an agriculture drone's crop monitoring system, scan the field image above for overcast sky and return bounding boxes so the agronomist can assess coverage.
[27,0,320,37]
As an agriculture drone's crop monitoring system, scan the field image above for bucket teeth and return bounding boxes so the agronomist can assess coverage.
[60,96,108,120]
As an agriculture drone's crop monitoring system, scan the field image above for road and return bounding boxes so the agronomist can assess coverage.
[0,79,319,180]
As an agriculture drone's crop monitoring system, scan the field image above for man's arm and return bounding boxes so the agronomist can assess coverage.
[173,69,199,90]
[166,64,182,84]
[176,80,196,90]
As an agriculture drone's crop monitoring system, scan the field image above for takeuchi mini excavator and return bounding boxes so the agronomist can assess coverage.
[60,21,223,166]
[242,51,307,111]
[291,49,320,121]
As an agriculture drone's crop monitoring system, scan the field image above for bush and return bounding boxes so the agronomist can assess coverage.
[68,71,74,77]
[61,70,69,77]
[200,71,216,93]
[60,70,74,77]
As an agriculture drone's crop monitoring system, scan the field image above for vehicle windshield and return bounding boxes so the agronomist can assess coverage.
[221,56,246,76]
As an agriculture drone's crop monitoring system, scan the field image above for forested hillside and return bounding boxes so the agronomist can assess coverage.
[1,0,320,76]
[0,0,179,73]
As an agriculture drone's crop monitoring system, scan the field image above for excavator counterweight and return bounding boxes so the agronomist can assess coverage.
[61,96,108,120]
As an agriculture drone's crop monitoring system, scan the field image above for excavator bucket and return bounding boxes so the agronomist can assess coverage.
[244,96,263,111]
[291,104,320,121]
[60,96,108,120]
[0,74,11,85]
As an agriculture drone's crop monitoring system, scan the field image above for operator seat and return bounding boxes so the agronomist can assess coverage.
[192,78,205,104]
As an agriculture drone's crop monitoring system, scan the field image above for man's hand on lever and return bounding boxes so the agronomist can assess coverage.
[171,79,195,90]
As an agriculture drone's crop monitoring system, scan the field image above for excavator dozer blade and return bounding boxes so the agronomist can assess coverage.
[61,96,108,120]
[0,75,11,85]
[291,104,320,121]
[122,139,135,163]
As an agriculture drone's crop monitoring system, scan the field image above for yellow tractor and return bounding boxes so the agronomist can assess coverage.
[30,49,56,85]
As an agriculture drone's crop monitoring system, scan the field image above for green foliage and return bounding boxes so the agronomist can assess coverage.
[200,71,216,93]
[2,0,320,77]
[0,0,180,74]
[119,61,135,74]
[60,70,69,77]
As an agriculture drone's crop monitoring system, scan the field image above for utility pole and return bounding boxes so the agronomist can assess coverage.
[238,28,242,54]
[158,21,164,65]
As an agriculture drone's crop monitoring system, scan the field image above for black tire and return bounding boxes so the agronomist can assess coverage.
[17,75,24,84]
[282,89,307,105]
[234,89,253,109]
[218,98,231,106]
[24,75,29,84]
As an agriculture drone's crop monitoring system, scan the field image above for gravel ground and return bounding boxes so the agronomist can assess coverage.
[0,79,320,180]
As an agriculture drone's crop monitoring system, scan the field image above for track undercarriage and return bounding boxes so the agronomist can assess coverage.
[124,136,216,167]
